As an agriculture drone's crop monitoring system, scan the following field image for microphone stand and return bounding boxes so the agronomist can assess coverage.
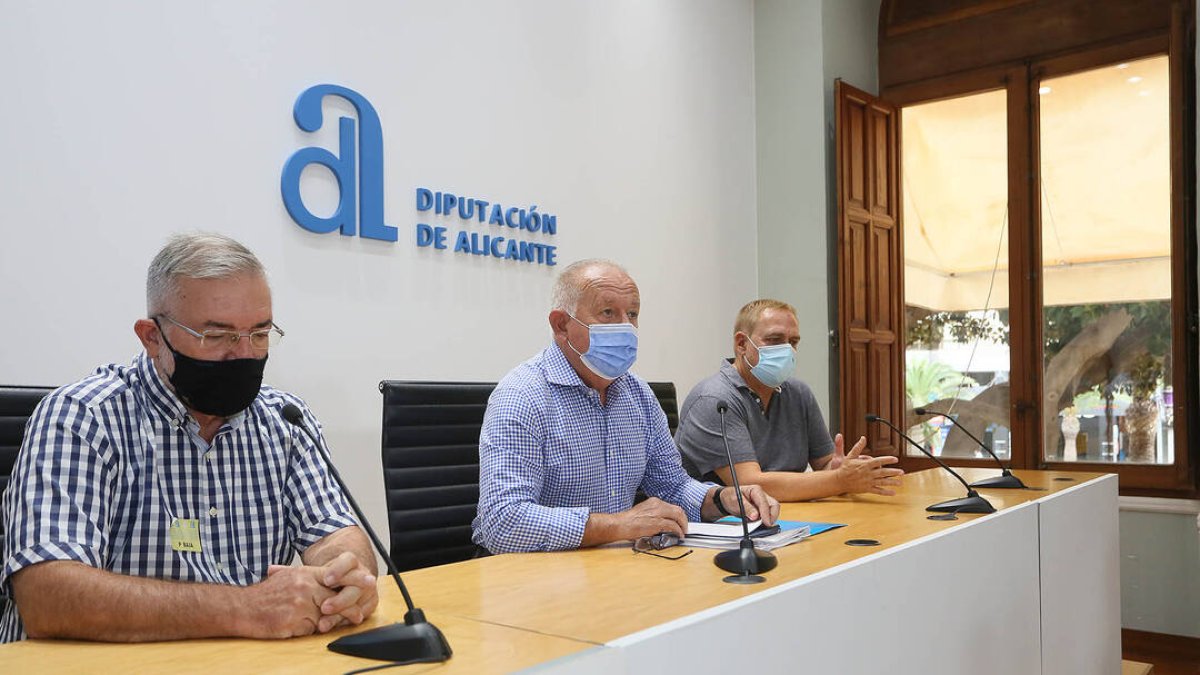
[713,403,778,584]
[866,414,995,514]
[281,405,451,664]
[914,407,1028,489]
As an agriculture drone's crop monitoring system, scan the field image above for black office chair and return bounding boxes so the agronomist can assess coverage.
[647,381,679,435]
[379,381,495,572]
[378,379,680,570]
[0,386,55,539]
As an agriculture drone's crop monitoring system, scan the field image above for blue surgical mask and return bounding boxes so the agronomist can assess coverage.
[567,315,638,380]
[743,337,796,388]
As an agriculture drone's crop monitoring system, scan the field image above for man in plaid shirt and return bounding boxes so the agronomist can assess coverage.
[472,259,779,554]
[1,233,377,642]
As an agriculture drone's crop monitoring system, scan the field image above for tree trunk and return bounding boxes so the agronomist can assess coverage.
[1042,310,1132,458]
[910,384,1010,456]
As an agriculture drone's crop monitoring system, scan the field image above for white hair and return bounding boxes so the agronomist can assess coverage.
[146,232,266,315]
[550,258,629,314]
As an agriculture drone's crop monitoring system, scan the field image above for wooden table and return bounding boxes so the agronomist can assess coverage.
[0,469,1118,673]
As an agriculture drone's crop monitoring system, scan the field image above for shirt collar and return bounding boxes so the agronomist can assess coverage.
[720,357,785,394]
[544,343,589,387]
[135,351,248,430]
[543,343,630,392]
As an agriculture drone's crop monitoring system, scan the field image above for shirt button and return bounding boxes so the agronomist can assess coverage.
[204,451,215,461]
[216,562,226,571]
[209,507,219,517]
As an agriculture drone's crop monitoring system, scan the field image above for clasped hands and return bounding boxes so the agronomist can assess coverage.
[252,551,378,638]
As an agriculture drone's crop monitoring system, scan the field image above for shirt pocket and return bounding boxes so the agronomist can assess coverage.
[228,484,287,576]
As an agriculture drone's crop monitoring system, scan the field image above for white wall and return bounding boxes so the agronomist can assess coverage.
[1119,501,1200,637]
[754,0,828,412]
[0,1,758,552]
[754,0,878,428]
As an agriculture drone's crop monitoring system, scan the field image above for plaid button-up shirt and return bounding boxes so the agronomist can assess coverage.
[0,352,357,642]
[472,345,712,553]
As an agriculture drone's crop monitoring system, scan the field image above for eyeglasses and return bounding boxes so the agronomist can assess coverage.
[157,315,284,352]
[632,533,693,560]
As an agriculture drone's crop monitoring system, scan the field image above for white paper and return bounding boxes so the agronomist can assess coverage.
[686,520,763,538]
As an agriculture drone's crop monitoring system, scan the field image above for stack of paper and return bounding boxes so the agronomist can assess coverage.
[682,519,811,551]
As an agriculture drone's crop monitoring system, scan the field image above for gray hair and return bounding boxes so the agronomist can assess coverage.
[550,258,629,314]
[146,232,266,315]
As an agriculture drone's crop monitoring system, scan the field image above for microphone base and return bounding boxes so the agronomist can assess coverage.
[723,573,767,584]
[714,540,778,582]
[969,471,1029,490]
[926,490,996,514]
[327,611,452,664]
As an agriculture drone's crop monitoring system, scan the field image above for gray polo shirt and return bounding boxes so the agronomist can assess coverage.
[675,360,834,482]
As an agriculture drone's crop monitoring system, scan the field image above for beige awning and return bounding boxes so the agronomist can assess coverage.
[902,55,1171,312]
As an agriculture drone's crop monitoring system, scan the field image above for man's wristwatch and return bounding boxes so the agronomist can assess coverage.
[712,486,734,517]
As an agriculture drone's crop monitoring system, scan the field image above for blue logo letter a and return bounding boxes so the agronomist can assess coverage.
[280,85,397,242]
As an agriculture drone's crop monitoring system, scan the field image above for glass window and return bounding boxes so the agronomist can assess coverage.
[1038,55,1173,465]
[902,89,1011,460]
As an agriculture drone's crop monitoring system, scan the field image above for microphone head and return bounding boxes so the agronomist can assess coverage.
[914,407,929,415]
[716,400,728,414]
[864,414,879,423]
[280,403,305,426]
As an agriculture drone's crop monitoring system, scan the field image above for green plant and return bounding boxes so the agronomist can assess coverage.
[906,358,979,406]
[1121,352,1163,401]
[906,307,1008,350]
[1043,301,1170,363]
[905,358,979,451]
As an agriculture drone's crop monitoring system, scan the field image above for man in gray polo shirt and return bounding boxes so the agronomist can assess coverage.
[676,299,904,501]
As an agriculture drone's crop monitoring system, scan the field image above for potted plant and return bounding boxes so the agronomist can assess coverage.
[1122,352,1163,463]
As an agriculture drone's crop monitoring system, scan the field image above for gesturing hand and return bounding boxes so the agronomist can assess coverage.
[835,448,905,496]
[827,433,871,470]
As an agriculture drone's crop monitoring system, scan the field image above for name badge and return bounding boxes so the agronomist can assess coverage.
[169,518,202,552]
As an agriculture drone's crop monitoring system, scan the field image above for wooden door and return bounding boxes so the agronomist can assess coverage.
[835,80,903,456]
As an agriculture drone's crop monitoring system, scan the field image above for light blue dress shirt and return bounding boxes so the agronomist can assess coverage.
[472,344,712,553]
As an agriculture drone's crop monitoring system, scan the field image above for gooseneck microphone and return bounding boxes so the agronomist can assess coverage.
[280,404,451,664]
[713,401,778,584]
[914,407,1028,490]
[865,414,995,514]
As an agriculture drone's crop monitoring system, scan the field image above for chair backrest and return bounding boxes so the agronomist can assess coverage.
[378,379,678,570]
[647,381,679,435]
[0,386,55,539]
[379,381,495,571]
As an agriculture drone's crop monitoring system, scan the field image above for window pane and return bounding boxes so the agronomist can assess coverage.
[1039,55,1173,465]
[902,89,1011,460]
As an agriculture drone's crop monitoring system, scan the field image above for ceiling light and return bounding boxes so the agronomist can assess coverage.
[1039,86,1052,95]
[1117,63,1130,69]
[1128,76,1143,84]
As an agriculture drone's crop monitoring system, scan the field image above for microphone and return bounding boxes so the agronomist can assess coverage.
[280,404,451,664]
[865,414,995,514]
[914,407,1028,489]
[712,401,777,584]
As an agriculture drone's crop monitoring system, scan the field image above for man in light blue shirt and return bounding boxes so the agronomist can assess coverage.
[472,259,779,554]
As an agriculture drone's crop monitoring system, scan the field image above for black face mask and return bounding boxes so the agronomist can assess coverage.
[156,321,267,417]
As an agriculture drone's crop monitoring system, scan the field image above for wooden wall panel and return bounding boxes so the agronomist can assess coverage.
[836,80,904,452]
[880,0,1172,91]
[848,217,869,329]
